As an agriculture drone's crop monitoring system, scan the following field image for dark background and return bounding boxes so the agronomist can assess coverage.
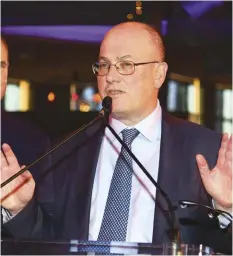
[1,1,232,141]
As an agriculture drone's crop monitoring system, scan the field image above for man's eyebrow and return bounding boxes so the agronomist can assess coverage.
[116,55,132,61]
[99,56,109,62]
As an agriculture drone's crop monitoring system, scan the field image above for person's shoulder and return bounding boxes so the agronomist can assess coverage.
[1,111,51,168]
[2,111,49,141]
[164,112,222,141]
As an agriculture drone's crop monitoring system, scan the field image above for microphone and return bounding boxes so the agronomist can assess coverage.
[179,200,233,223]
[102,96,112,124]
[1,103,106,189]
[102,97,180,245]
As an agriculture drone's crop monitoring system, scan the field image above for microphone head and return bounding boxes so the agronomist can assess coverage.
[102,96,112,124]
[102,96,112,114]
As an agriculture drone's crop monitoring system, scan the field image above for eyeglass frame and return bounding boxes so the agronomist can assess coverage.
[92,60,160,76]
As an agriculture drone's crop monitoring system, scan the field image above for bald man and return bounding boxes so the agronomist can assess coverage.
[1,23,232,254]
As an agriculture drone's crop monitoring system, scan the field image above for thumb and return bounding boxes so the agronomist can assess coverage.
[196,154,210,176]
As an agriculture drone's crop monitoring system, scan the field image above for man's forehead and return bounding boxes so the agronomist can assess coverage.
[101,33,147,48]
[100,41,147,60]
[100,29,158,58]
[99,55,133,61]
[99,42,155,62]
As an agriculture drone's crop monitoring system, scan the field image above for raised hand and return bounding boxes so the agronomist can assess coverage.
[196,133,232,212]
[1,143,35,215]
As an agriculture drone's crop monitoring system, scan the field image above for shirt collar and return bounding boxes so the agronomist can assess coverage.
[105,100,162,143]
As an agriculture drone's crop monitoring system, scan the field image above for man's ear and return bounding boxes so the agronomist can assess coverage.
[154,62,168,89]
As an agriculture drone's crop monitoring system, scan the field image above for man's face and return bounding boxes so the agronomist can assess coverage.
[1,41,8,100]
[97,26,167,124]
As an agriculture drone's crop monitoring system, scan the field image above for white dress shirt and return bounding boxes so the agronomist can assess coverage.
[89,102,162,243]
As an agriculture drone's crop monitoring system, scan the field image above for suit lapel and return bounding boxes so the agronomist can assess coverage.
[152,111,189,244]
[56,118,105,240]
[74,119,105,239]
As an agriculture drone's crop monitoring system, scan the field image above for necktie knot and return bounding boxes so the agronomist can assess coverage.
[122,128,139,146]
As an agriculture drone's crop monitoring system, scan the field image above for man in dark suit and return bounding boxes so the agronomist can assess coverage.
[1,37,53,226]
[1,22,232,254]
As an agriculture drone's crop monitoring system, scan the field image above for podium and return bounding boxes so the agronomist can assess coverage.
[1,240,215,255]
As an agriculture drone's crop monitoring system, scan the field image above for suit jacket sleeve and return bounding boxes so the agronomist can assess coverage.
[2,197,54,240]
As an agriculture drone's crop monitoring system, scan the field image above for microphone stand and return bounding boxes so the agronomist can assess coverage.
[179,200,233,223]
[102,97,181,248]
[1,111,104,188]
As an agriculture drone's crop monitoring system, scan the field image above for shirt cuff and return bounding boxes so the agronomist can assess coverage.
[2,208,16,224]
[212,199,232,228]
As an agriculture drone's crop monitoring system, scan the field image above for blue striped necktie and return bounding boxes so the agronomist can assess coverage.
[98,128,139,242]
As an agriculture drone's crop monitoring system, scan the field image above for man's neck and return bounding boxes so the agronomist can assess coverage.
[111,102,159,127]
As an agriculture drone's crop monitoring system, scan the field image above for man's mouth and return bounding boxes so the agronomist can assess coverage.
[107,89,125,96]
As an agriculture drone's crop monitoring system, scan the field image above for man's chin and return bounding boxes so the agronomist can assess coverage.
[111,107,130,118]
[112,103,125,113]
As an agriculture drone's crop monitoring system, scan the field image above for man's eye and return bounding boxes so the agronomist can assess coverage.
[120,62,133,68]
[1,61,8,68]
[99,63,109,68]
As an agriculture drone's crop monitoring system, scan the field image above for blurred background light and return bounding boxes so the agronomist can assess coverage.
[4,84,20,111]
[127,14,134,20]
[19,80,30,111]
[182,1,223,19]
[82,86,95,102]
[48,92,55,102]
[136,9,143,15]
[80,102,90,112]
[1,25,113,43]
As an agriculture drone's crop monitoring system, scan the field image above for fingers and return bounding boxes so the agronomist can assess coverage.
[216,147,226,169]
[196,154,210,176]
[225,135,232,171]
[221,133,229,146]
[1,143,19,167]
[216,133,229,169]
[1,165,34,202]
[220,133,229,156]
[1,150,8,169]
[226,134,232,155]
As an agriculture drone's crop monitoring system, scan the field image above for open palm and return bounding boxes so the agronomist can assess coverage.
[1,143,35,215]
[196,133,232,211]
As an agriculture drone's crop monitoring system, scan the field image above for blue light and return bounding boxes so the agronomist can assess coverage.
[182,1,223,18]
[82,86,95,101]
[161,20,168,36]
[1,25,113,43]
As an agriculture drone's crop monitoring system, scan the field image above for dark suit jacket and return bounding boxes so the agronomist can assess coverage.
[2,111,232,254]
[1,111,53,214]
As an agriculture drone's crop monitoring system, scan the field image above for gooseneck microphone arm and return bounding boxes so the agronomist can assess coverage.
[102,96,180,244]
[179,200,233,223]
[1,111,104,189]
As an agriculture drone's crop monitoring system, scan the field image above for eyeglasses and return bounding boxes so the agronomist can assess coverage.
[92,60,159,76]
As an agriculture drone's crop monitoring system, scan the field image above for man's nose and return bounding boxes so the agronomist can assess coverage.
[106,65,121,83]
